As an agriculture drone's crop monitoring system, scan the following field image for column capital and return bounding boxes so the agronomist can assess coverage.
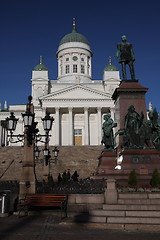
[97,107,102,112]
[55,107,60,112]
[68,107,73,111]
[84,107,89,112]
[109,107,115,112]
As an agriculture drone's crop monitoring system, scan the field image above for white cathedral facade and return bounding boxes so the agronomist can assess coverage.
[0,22,121,147]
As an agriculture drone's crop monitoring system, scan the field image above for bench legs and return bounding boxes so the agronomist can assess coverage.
[18,205,28,217]
[61,204,67,219]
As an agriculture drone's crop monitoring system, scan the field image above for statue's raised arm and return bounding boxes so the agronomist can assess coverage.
[115,35,136,81]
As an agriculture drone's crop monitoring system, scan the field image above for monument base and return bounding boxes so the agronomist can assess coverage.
[92,148,160,185]
[120,148,160,173]
[96,151,117,175]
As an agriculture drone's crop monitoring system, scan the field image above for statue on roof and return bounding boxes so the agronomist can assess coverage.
[115,35,136,80]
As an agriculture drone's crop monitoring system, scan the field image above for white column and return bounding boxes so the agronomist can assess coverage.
[55,107,60,146]
[68,107,73,145]
[110,107,115,120]
[97,107,102,145]
[84,107,89,145]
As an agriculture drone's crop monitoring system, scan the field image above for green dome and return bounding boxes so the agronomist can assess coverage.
[104,64,117,71]
[59,28,90,46]
[34,63,48,71]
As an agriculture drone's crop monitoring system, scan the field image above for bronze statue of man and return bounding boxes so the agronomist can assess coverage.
[123,105,143,147]
[115,35,136,80]
[101,113,117,151]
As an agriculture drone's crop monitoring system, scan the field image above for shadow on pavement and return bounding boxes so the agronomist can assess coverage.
[73,211,91,223]
[0,215,39,239]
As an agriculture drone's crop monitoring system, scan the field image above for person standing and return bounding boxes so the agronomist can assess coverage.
[71,170,79,182]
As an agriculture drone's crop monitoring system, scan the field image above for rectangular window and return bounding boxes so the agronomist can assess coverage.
[66,58,69,61]
[65,65,69,74]
[73,64,77,73]
[74,129,82,136]
[81,65,85,74]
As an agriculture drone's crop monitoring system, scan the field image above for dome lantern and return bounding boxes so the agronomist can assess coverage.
[59,19,90,46]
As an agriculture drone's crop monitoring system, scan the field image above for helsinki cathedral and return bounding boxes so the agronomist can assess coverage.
[0,20,120,147]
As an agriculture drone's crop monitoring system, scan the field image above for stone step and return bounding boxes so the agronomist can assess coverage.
[103,204,160,211]
[89,216,160,224]
[90,209,125,217]
[107,217,160,225]
[118,193,160,199]
[90,209,160,217]
[118,199,160,204]
[119,193,148,199]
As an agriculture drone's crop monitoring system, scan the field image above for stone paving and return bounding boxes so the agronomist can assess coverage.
[0,214,160,240]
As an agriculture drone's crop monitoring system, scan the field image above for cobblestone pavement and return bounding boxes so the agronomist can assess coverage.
[0,214,160,240]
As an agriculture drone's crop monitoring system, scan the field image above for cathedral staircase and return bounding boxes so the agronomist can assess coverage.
[0,146,103,181]
[0,160,14,179]
[89,192,160,230]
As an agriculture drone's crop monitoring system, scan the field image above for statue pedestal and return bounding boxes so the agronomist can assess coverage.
[112,79,149,155]
[93,148,160,185]
[120,148,160,173]
[97,151,117,174]
[112,80,148,130]
[112,80,148,153]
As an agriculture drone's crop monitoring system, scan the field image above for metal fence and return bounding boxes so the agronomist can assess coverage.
[0,179,105,194]
[36,179,105,194]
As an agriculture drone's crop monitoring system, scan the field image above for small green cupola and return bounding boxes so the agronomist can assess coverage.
[104,56,117,71]
[34,56,48,71]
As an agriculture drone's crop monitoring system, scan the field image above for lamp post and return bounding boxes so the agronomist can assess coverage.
[41,112,54,181]
[53,146,59,160]
[19,96,35,196]
[5,96,55,196]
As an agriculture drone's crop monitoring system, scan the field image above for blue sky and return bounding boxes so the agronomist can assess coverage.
[0,0,160,112]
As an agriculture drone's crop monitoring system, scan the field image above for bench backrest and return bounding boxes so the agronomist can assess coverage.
[24,193,67,207]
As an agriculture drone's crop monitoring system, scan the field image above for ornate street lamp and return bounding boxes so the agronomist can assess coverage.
[5,96,58,186]
[53,146,59,159]
[34,146,41,158]
[6,112,19,134]
[43,147,51,166]
[22,110,35,128]
[43,147,49,156]
[42,112,54,132]
[22,96,35,128]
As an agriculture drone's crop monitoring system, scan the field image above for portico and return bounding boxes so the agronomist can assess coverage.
[40,106,114,146]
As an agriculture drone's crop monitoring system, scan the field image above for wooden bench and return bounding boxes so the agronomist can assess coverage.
[18,193,68,218]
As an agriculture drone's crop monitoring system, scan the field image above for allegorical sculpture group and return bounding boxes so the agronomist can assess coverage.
[101,35,160,151]
[102,106,160,152]
[123,105,160,150]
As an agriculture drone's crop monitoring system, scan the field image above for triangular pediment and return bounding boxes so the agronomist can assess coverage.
[39,84,112,101]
